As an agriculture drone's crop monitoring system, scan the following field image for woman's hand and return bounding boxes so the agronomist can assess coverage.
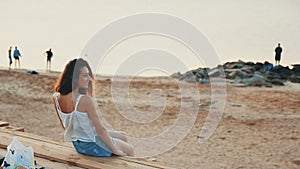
[114,149,126,156]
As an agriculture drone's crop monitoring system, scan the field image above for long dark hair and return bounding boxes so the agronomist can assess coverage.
[54,58,94,96]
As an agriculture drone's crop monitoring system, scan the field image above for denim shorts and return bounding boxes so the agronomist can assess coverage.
[72,137,115,157]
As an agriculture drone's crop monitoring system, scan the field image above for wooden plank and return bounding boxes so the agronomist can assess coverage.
[0,131,152,169]
[0,132,100,169]
[0,148,83,169]
[0,129,173,169]
[0,129,174,169]
[0,126,24,132]
[0,121,9,127]
[0,129,68,147]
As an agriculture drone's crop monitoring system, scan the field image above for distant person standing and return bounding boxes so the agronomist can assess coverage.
[45,48,53,71]
[13,46,21,69]
[8,46,13,69]
[274,43,282,66]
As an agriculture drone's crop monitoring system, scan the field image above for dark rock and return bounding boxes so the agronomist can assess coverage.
[28,70,39,75]
[245,61,255,66]
[171,60,300,86]
[241,65,255,74]
[292,64,300,72]
[182,71,198,82]
[200,79,210,84]
[208,68,222,77]
[254,62,264,71]
[170,72,181,79]
[192,68,209,79]
[262,61,274,72]
[264,82,273,88]
[226,69,249,79]
[270,79,285,86]
[240,73,265,86]
[266,71,281,79]
[270,65,292,80]
[288,75,300,83]
[223,60,245,69]
[0,156,4,167]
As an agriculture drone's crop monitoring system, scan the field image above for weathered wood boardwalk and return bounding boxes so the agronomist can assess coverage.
[0,121,174,169]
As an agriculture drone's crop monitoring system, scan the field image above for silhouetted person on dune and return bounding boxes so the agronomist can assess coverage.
[8,46,12,69]
[13,46,21,69]
[45,48,53,71]
[275,43,282,66]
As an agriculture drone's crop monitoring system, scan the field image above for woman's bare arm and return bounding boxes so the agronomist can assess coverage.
[83,96,122,155]
[52,93,65,129]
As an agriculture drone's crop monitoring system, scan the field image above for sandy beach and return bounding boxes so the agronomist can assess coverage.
[0,68,299,169]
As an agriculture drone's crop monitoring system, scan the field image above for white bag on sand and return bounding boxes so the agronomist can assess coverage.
[1,137,35,169]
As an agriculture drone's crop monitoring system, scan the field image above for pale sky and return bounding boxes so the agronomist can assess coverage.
[0,0,299,75]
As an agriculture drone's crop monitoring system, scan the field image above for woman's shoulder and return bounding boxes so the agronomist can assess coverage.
[79,95,94,105]
[77,95,96,112]
[80,95,93,100]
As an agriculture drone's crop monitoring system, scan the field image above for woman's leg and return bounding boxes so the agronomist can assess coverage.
[108,130,128,142]
[114,138,134,156]
[108,131,134,156]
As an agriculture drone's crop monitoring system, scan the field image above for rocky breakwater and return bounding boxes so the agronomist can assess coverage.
[171,60,300,87]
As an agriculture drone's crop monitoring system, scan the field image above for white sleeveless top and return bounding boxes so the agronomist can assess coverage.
[54,93,98,142]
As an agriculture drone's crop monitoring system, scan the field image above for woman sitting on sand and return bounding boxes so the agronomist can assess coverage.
[52,58,134,157]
